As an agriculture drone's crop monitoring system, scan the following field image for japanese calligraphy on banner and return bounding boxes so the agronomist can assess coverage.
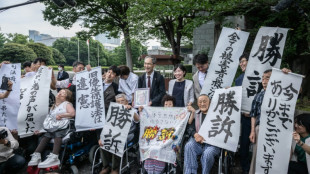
[242,27,289,112]
[139,107,189,164]
[19,76,32,102]
[100,102,134,157]
[18,66,51,137]
[256,68,303,174]
[200,27,249,98]
[75,67,105,131]
[198,86,242,152]
[0,64,21,129]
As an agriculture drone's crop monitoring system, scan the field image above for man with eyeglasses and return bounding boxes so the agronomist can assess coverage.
[138,56,165,106]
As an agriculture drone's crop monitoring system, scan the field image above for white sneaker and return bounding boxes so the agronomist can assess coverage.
[38,153,60,168]
[28,152,41,166]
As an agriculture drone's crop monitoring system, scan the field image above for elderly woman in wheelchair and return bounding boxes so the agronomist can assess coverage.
[28,89,75,169]
[184,94,221,174]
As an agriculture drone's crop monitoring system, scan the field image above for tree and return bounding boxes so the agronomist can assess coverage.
[107,39,147,68]
[0,33,6,48]
[27,43,55,65]
[0,43,37,63]
[52,38,76,66]
[6,33,29,45]
[42,0,134,70]
[52,37,108,66]
[51,47,66,65]
[130,0,207,58]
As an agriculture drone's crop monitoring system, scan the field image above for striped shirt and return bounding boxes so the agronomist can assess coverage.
[250,90,265,126]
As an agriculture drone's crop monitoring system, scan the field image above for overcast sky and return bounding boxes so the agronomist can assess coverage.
[0,0,159,48]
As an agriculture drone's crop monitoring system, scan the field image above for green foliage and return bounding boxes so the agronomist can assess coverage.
[0,43,37,63]
[27,43,55,65]
[0,33,6,48]
[129,0,207,56]
[185,73,193,80]
[183,64,192,73]
[49,65,110,71]
[108,39,147,68]
[51,47,66,65]
[42,0,134,69]
[52,37,108,66]
[6,33,29,45]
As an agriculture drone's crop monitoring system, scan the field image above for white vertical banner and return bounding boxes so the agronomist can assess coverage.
[198,86,242,152]
[19,76,32,102]
[0,64,21,129]
[256,68,303,174]
[139,107,189,164]
[200,27,249,98]
[18,66,51,137]
[241,27,289,112]
[100,102,134,157]
[75,67,105,131]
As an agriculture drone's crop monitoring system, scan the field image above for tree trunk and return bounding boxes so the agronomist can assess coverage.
[123,28,133,71]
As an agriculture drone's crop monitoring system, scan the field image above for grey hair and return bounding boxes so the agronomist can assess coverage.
[115,93,127,100]
[145,56,157,64]
[198,94,210,100]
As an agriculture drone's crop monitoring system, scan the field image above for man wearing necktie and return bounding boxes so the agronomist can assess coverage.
[192,54,209,100]
[138,56,166,106]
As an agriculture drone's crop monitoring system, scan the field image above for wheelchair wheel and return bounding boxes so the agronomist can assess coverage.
[89,145,102,174]
[70,165,79,174]
[89,145,99,163]
[223,151,234,174]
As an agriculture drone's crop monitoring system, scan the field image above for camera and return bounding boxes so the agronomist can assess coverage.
[0,129,8,139]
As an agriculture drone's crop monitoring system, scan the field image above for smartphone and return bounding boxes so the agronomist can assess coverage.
[0,76,9,90]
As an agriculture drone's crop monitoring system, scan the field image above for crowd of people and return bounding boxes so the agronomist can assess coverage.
[0,53,309,174]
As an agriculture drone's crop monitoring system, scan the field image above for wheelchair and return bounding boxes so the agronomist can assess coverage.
[90,122,140,174]
[27,120,98,174]
[178,124,235,174]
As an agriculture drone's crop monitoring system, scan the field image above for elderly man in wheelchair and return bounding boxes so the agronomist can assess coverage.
[185,94,221,174]
[98,94,140,174]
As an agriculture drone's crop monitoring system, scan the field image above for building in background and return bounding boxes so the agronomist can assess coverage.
[147,46,171,55]
[95,33,120,51]
[29,30,70,46]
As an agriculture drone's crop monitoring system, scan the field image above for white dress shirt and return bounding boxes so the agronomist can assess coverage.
[103,82,112,92]
[118,72,138,103]
[25,71,36,77]
[198,71,207,88]
[145,71,154,88]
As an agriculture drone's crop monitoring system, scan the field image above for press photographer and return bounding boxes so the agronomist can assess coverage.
[0,127,25,174]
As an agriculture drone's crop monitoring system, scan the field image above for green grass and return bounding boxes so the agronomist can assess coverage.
[49,65,110,71]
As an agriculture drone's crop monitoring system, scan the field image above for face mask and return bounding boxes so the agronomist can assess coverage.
[58,67,63,71]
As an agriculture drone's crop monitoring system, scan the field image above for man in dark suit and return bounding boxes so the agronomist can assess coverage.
[102,65,120,114]
[57,64,69,81]
[57,64,69,92]
[138,56,166,106]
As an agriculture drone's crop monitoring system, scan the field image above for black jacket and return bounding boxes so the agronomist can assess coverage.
[138,71,166,106]
[57,71,69,81]
[103,82,119,114]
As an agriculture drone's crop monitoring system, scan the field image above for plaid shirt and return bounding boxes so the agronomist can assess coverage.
[250,90,265,126]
